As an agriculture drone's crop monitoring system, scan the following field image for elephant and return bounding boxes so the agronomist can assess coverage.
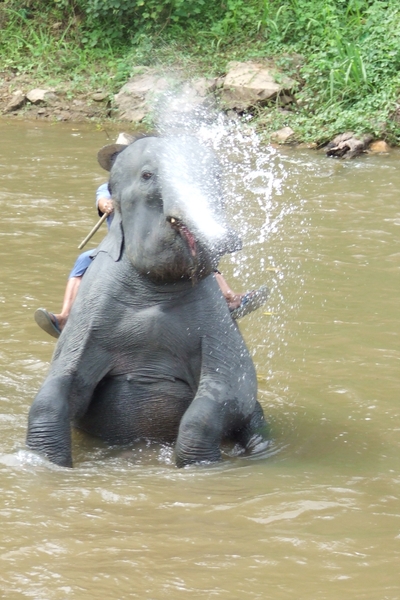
[26,135,269,468]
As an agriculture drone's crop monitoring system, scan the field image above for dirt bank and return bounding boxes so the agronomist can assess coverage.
[0,72,112,123]
[0,71,393,158]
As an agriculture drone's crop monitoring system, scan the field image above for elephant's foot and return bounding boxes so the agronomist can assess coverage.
[27,382,73,467]
[175,443,221,468]
[175,410,222,468]
[230,285,270,320]
[235,401,270,454]
[26,431,73,467]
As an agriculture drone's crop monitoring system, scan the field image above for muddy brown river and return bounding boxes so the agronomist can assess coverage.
[0,120,399,599]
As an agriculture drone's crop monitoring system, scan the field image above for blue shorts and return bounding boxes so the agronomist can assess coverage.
[69,250,93,279]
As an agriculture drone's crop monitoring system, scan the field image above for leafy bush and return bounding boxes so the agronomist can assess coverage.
[1,0,400,143]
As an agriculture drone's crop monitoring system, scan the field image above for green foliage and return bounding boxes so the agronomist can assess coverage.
[249,0,400,143]
[1,0,400,143]
[76,0,219,45]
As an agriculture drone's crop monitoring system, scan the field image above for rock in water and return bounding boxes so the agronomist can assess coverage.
[325,132,373,159]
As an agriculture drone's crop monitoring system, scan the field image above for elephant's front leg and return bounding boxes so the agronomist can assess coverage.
[174,334,259,468]
[175,388,224,467]
[27,376,79,467]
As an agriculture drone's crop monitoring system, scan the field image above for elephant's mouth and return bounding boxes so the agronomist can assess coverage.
[167,216,197,257]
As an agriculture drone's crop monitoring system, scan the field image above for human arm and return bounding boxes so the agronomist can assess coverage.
[96,182,114,216]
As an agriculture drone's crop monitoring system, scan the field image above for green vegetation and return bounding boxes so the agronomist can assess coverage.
[1,0,400,144]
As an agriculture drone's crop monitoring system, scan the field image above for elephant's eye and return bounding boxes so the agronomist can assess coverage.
[141,171,153,180]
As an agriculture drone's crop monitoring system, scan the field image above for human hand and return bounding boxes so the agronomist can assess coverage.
[98,197,114,215]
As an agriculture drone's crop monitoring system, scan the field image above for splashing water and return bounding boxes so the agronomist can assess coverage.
[154,90,315,460]
[158,138,230,248]
[153,93,310,396]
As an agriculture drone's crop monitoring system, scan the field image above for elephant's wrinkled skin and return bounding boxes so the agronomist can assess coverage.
[27,136,268,467]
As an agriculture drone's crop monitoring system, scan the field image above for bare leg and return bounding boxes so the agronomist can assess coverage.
[214,272,243,310]
[35,276,83,338]
[214,271,270,320]
[52,276,82,330]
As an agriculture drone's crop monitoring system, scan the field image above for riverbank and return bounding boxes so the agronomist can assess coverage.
[0,66,392,160]
[2,1,400,148]
[0,72,112,123]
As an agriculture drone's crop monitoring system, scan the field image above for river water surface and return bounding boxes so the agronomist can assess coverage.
[0,121,399,599]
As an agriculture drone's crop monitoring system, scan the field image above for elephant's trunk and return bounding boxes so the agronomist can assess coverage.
[158,137,242,259]
[163,185,242,259]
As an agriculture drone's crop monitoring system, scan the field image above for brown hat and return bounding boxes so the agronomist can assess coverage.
[97,132,135,171]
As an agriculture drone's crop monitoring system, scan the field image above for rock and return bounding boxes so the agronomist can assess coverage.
[43,92,59,106]
[3,90,26,113]
[325,132,373,159]
[297,142,318,149]
[164,79,216,112]
[155,77,219,131]
[220,61,296,111]
[114,68,174,122]
[190,77,218,97]
[26,88,56,104]
[92,92,108,102]
[56,111,72,121]
[368,140,390,153]
[271,126,295,143]
[278,94,295,106]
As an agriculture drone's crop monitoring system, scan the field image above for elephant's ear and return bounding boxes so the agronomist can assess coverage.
[90,210,124,262]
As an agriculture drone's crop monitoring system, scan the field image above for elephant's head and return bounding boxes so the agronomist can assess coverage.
[106,136,241,282]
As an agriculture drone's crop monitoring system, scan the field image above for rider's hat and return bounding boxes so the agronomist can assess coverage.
[97,132,135,171]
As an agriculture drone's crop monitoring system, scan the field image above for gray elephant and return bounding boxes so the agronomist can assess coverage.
[27,135,268,467]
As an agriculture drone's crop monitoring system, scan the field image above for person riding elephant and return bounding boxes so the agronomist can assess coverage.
[27,135,269,468]
[34,133,269,338]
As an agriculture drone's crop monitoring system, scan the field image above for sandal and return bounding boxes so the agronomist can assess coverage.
[34,308,61,339]
[230,285,270,320]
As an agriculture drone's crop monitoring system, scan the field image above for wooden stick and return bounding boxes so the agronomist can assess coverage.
[78,212,108,249]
